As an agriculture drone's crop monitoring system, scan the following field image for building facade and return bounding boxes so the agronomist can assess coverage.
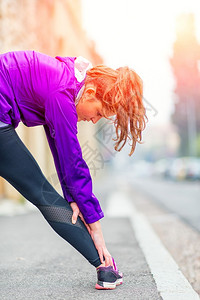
[0,0,103,201]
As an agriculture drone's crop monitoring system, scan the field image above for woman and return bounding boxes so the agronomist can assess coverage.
[0,51,147,290]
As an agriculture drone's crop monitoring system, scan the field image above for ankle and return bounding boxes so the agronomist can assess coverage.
[96,262,105,269]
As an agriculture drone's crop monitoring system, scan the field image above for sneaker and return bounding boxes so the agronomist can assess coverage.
[95,258,123,290]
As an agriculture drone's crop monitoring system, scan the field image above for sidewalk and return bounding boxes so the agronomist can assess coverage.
[0,209,161,300]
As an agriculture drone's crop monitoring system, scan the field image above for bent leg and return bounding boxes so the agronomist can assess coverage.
[0,125,101,267]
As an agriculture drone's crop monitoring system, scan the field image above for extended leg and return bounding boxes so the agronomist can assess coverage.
[0,125,101,267]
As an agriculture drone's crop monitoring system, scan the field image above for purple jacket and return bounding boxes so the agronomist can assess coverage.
[0,50,104,223]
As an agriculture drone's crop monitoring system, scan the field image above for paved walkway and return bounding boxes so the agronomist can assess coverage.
[1,171,199,299]
[0,210,161,300]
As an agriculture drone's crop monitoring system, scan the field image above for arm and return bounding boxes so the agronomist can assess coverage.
[43,124,74,203]
[44,114,112,266]
[89,220,113,266]
[44,91,104,224]
[44,124,90,227]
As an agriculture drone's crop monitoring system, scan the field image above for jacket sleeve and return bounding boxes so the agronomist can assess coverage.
[44,91,104,224]
[43,124,74,203]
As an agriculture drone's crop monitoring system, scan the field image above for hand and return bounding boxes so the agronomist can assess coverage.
[70,202,91,234]
[70,203,113,267]
[89,221,113,267]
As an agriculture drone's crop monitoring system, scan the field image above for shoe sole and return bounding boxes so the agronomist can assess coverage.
[95,278,123,290]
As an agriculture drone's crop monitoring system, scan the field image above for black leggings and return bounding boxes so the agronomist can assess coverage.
[0,125,101,268]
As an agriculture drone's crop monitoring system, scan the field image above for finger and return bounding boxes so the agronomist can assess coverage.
[108,254,113,266]
[78,212,84,222]
[104,252,113,267]
[79,213,91,234]
[72,210,79,224]
[108,257,113,267]
[104,255,110,267]
[98,250,104,265]
[80,216,90,233]
[70,202,80,224]
[96,247,104,265]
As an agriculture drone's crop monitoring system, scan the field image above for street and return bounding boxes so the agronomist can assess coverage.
[127,175,200,232]
[0,170,200,299]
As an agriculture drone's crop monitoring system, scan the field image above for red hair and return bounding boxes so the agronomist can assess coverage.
[85,65,148,156]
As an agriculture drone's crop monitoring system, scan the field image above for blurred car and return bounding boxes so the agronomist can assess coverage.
[152,158,175,179]
[168,157,187,181]
[184,157,200,180]
[168,157,200,181]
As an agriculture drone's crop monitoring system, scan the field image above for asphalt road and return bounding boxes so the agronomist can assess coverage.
[1,170,199,299]
[127,175,200,232]
[0,210,161,300]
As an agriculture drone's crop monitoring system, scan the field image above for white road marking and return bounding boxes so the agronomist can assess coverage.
[106,191,200,300]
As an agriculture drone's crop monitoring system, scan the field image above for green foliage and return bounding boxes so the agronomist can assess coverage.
[196,133,200,157]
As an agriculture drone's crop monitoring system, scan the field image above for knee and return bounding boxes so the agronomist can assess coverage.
[37,179,67,207]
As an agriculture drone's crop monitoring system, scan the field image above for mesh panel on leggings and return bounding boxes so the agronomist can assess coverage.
[38,206,83,229]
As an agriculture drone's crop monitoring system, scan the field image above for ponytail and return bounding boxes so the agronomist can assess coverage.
[85,65,148,156]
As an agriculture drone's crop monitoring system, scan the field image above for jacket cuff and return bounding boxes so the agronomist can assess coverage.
[84,211,104,224]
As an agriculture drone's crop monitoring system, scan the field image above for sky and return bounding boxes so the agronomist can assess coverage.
[81,0,200,126]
